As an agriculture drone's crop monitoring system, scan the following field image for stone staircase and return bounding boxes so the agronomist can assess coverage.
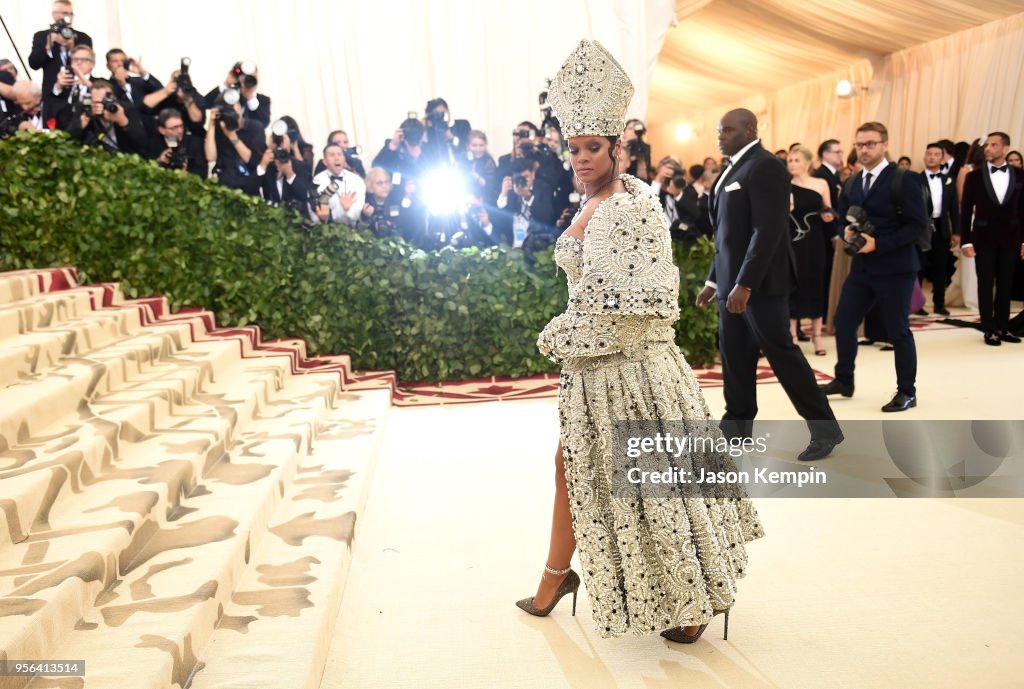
[0,268,392,689]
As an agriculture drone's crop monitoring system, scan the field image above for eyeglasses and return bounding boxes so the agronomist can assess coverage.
[854,140,884,150]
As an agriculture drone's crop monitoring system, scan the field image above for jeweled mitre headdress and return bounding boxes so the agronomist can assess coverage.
[547,39,634,138]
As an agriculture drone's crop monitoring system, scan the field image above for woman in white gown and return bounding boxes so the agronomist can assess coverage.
[515,39,764,643]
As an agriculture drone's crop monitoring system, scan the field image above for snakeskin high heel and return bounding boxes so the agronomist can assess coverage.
[660,608,730,643]
[515,565,580,617]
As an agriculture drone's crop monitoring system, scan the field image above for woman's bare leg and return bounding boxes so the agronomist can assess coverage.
[532,442,576,608]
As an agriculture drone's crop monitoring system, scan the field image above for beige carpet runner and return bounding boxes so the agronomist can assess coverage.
[0,267,392,689]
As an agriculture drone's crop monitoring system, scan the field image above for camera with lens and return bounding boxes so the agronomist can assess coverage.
[842,206,876,256]
[162,136,188,169]
[231,61,258,90]
[671,172,687,190]
[273,147,291,162]
[176,57,196,96]
[317,178,340,207]
[101,96,119,114]
[513,174,530,189]
[49,17,75,40]
[216,88,241,131]
[270,119,295,147]
[0,113,26,140]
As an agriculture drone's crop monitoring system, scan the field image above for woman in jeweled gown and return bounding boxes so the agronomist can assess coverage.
[514,39,764,644]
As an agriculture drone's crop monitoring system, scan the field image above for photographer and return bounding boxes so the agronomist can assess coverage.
[1,82,44,134]
[65,78,147,155]
[622,118,651,180]
[47,43,95,131]
[0,60,17,118]
[311,143,366,225]
[105,49,163,110]
[451,197,500,249]
[204,62,271,128]
[258,128,312,214]
[821,121,927,413]
[315,130,366,178]
[421,97,471,169]
[651,156,689,241]
[460,130,497,199]
[204,89,266,196]
[28,0,93,123]
[493,157,557,249]
[491,121,539,203]
[147,62,207,138]
[148,108,206,178]
[372,117,428,185]
[679,165,716,244]
[361,167,425,241]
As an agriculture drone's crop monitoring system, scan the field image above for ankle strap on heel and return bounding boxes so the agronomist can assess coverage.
[544,563,571,576]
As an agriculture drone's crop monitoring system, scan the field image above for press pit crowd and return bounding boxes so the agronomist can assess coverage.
[3,3,1024,343]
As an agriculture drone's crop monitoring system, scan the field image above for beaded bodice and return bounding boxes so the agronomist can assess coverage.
[538,176,680,364]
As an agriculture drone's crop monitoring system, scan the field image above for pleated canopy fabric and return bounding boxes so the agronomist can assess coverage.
[650,0,1024,162]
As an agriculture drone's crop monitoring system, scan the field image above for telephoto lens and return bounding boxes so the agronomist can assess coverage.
[273,148,290,162]
[101,97,119,114]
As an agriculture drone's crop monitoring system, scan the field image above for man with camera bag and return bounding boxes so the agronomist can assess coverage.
[820,122,927,412]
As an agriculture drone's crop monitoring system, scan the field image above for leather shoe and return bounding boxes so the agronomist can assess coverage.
[934,307,950,316]
[881,391,917,412]
[796,331,810,342]
[799,433,844,461]
[819,379,854,397]
[984,332,1002,346]
[998,332,1021,343]
[914,308,929,316]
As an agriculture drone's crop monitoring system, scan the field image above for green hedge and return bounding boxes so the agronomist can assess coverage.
[0,133,718,382]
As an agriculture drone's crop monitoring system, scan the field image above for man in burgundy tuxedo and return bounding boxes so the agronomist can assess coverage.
[960,131,1024,346]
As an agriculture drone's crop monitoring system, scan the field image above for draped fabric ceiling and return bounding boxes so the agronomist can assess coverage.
[648,0,1024,164]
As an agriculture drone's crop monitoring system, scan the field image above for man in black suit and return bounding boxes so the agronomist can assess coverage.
[696,108,841,461]
[960,131,1024,345]
[821,121,927,411]
[28,0,92,124]
[678,165,715,244]
[813,139,844,321]
[937,139,960,183]
[257,143,313,215]
[64,78,148,155]
[104,50,164,110]
[920,142,960,315]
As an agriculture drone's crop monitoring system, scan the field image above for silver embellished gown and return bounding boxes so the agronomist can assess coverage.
[537,174,765,638]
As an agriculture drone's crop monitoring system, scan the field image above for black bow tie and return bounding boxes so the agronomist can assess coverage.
[991,165,1008,174]
[330,175,343,182]
[930,173,943,179]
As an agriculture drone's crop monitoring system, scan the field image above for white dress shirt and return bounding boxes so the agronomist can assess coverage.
[861,158,889,194]
[705,138,761,290]
[990,162,1010,204]
[925,168,944,218]
[312,168,365,224]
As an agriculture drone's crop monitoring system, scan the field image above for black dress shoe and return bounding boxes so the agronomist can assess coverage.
[984,332,1002,346]
[858,338,875,345]
[819,380,854,397]
[934,307,950,316]
[798,433,844,461]
[914,308,929,316]
[881,392,917,412]
[998,332,1021,343]
[796,331,810,342]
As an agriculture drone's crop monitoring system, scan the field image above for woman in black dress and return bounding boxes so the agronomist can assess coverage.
[787,145,834,355]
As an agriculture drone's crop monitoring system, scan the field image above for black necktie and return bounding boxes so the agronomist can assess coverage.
[930,173,943,180]
[863,172,873,193]
[991,165,1008,174]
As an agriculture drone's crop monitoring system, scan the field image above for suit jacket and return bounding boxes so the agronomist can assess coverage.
[919,170,960,239]
[261,160,312,211]
[707,144,794,297]
[111,74,164,110]
[812,164,841,240]
[960,165,1024,250]
[491,181,558,244]
[65,99,149,156]
[836,164,926,275]
[28,28,93,105]
[673,185,713,243]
